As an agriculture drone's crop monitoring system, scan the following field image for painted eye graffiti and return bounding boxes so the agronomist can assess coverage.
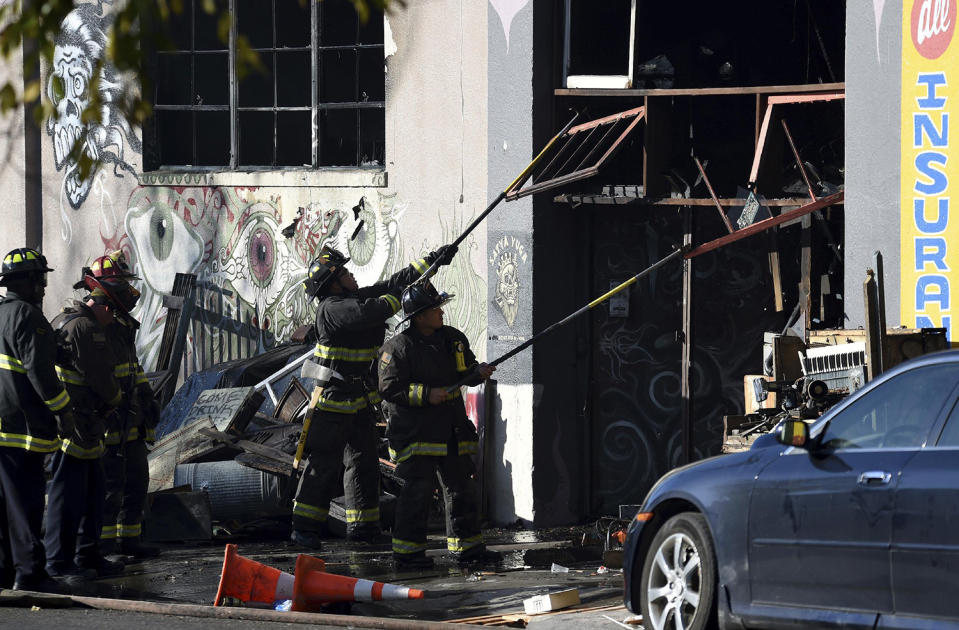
[73,74,86,97]
[126,196,205,295]
[150,207,175,262]
[248,227,275,286]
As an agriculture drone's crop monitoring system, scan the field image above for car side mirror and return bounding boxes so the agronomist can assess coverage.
[775,418,810,448]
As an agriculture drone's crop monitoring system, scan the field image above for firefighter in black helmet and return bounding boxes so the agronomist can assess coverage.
[80,252,159,560]
[290,243,456,549]
[0,248,73,593]
[378,281,499,569]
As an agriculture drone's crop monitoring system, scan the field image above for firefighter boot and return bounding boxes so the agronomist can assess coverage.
[393,552,435,571]
[455,546,502,566]
[77,555,125,577]
[290,529,324,550]
[119,538,160,558]
[13,572,71,594]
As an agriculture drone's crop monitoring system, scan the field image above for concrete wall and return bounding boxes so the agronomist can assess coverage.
[845,1,901,326]
[487,0,535,525]
[0,1,489,374]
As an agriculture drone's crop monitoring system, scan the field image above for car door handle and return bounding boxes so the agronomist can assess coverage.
[858,471,892,485]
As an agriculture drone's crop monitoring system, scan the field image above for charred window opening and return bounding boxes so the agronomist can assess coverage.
[147,0,385,170]
[637,0,844,88]
[564,0,845,90]
[564,0,636,89]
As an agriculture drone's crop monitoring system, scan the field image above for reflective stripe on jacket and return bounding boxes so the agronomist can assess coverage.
[311,259,424,414]
[378,325,483,463]
[0,291,68,452]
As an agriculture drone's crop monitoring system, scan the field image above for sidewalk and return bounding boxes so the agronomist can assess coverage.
[0,528,640,629]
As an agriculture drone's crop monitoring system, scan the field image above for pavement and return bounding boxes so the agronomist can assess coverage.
[0,526,642,629]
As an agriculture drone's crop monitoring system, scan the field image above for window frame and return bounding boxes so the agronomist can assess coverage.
[145,0,385,172]
[562,0,637,89]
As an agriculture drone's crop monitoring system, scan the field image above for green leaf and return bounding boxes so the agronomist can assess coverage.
[0,83,17,113]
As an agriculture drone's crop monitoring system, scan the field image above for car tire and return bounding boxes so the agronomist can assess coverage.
[638,512,717,630]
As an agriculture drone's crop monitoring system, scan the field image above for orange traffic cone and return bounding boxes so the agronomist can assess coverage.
[214,543,295,606]
[291,553,425,611]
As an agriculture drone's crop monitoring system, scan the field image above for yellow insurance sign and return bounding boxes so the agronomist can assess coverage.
[902,0,958,341]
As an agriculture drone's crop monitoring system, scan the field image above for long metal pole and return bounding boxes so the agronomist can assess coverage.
[415,111,582,285]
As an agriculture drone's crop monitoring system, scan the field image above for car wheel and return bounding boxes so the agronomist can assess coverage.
[639,512,717,630]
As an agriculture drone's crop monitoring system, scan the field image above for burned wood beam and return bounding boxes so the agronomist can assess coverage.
[197,427,294,476]
[684,191,844,259]
[780,119,817,202]
[694,157,735,233]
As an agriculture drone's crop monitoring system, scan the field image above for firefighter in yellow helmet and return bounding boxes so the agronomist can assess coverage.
[80,252,160,559]
[44,255,131,581]
[0,248,72,593]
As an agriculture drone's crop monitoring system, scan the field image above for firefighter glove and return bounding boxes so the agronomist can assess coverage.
[427,244,458,267]
[56,410,77,440]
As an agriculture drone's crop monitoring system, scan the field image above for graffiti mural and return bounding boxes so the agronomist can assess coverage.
[47,1,140,229]
[489,235,526,328]
[118,186,476,374]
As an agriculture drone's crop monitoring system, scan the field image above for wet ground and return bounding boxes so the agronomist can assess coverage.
[10,525,639,628]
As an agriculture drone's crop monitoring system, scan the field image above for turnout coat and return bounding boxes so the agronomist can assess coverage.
[0,291,70,452]
[378,325,485,463]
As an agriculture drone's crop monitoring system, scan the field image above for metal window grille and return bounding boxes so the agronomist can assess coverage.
[505,106,646,200]
[150,0,385,169]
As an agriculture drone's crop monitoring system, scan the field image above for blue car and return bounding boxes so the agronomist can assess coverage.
[623,350,959,630]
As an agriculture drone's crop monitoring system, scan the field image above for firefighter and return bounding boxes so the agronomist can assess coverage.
[377,281,500,569]
[44,266,128,580]
[84,252,160,559]
[0,248,72,592]
[291,243,455,549]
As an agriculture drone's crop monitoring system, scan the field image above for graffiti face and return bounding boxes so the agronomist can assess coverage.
[47,4,139,213]
[48,44,96,207]
[494,255,519,327]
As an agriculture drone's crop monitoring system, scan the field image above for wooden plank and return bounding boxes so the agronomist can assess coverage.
[198,427,294,467]
[235,453,295,477]
[147,416,217,492]
[681,208,693,465]
[554,82,844,98]
[181,387,261,434]
[800,213,812,344]
[684,192,844,259]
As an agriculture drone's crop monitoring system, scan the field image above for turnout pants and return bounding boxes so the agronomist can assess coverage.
[0,447,48,586]
[391,441,484,559]
[292,408,381,537]
[99,439,149,545]
[44,451,105,570]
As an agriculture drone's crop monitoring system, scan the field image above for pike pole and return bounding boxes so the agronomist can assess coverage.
[446,247,686,393]
[414,111,582,286]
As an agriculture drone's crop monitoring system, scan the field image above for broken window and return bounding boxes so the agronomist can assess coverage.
[563,0,636,89]
[147,0,385,170]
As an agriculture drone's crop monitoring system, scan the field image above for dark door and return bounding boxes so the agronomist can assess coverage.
[889,391,959,622]
[588,207,781,514]
[748,363,959,613]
